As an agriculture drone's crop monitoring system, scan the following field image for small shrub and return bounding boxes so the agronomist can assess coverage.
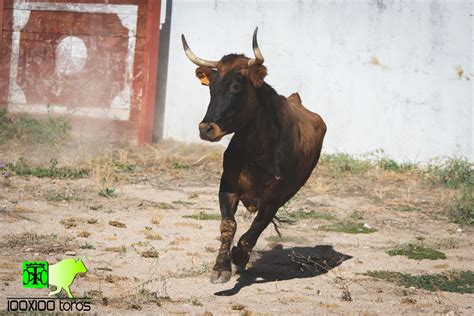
[449,187,474,225]
[99,188,117,198]
[387,244,446,260]
[366,270,474,293]
[427,157,473,189]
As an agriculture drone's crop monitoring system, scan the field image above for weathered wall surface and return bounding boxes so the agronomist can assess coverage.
[165,0,472,162]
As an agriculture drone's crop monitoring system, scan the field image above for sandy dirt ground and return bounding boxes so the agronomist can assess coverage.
[0,141,472,315]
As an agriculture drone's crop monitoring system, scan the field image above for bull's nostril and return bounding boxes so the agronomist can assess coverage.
[206,125,214,134]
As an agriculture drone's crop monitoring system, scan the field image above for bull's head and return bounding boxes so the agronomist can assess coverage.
[74,259,87,274]
[182,28,267,142]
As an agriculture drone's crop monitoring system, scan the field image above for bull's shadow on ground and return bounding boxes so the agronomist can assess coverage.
[214,244,352,296]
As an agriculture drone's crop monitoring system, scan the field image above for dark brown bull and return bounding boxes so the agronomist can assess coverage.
[182,28,326,283]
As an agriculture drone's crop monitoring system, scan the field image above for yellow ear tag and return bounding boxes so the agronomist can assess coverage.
[199,75,210,86]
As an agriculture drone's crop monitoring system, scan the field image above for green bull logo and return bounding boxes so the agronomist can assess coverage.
[22,259,88,298]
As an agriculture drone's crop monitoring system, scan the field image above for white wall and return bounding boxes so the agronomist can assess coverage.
[164,0,473,162]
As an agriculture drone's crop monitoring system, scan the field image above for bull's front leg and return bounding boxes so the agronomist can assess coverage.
[231,204,278,271]
[210,189,239,284]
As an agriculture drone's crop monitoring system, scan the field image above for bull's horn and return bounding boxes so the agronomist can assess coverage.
[248,27,264,67]
[181,34,218,68]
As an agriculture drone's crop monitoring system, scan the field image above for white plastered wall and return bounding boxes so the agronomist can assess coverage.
[164,0,473,162]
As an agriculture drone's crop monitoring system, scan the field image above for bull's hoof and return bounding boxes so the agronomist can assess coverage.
[231,246,250,268]
[210,270,231,284]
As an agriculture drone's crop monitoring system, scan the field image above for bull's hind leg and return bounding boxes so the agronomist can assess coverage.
[64,286,73,298]
[210,189,239,284]
[231,204,278,270]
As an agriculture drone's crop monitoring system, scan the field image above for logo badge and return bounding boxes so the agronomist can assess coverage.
[22,261,49,289]
[10,259,91,312]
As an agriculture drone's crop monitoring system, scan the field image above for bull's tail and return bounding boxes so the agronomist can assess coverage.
[271,215,296,237]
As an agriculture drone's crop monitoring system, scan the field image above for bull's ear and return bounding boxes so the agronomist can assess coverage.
[195,66,213,86]
[243,65,267,87]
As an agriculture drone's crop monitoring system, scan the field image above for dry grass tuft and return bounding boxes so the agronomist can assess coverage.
[145,233,162,240]
[141,249,159,258]
[77,231,91,238]
[105,246,127,253]
[1,231,77,254]
[109,220,127,228]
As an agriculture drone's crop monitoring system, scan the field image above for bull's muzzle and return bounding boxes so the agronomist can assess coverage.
[199,122,225,142]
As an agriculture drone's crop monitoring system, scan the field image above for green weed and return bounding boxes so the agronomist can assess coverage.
[46,192,81,202]
[320,153,371,175]
[182,212,220,220]
[171,160,191,169]
[180,262,212,277]
[377,158,415,172]
[265,235,307,243]
[321,220,377,234]
[427,157,473,189]
[449,187,474,225]
[434,238,459,250]
[349,211,364,220]
[387,243,446,260]
[112,161,135,172]
[173,200,195,206]
[366,270,474,293]
[0,109,70,144]
[80,242,95,249]
[98,188,117,198]
[386,205,421,212]
[281,208,336,221]
[8,158,88,179]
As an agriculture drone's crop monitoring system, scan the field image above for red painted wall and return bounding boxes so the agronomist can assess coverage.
[0,0,159,143]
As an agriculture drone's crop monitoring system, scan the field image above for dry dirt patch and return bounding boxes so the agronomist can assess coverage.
[0,141,472,314]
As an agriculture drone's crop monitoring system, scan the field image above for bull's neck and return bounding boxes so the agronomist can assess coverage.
[238,83,285,151]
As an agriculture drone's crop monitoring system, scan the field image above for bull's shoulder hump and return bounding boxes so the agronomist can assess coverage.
[286,93,325,121]
[286,92,302,104]
[286,93,327,138]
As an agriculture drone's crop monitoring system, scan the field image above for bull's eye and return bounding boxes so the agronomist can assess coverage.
[230,82,241,94]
